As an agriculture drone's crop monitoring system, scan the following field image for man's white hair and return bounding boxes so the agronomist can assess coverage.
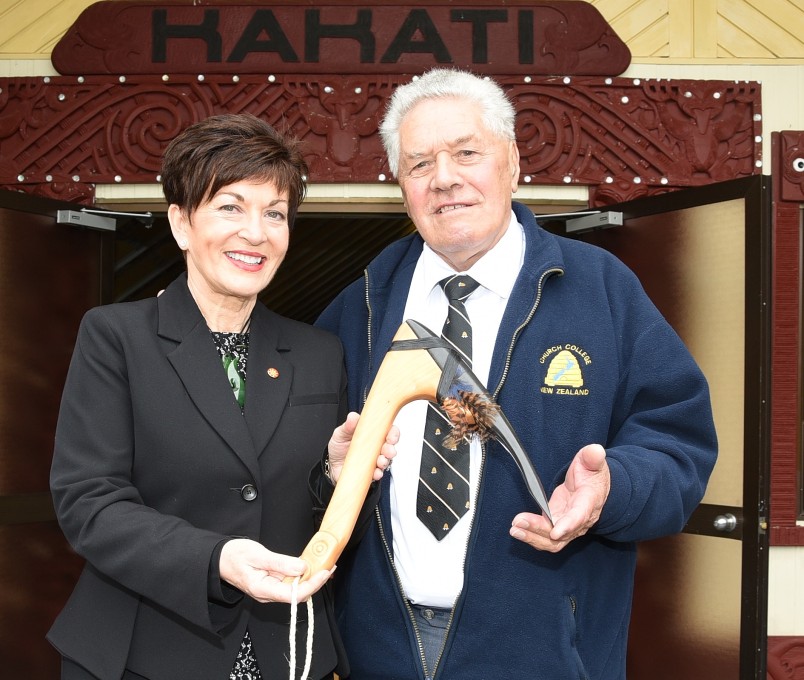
[379,68,516,177]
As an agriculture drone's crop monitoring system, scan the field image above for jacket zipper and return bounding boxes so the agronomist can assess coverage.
[373,439,488,679]
[492,267,562,398]
[430,266,562,676]
[364,269,433,676]
[366,265,561,679]
[375,507,431,678]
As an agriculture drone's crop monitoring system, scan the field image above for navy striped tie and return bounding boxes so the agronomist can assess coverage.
[416,274,480,539]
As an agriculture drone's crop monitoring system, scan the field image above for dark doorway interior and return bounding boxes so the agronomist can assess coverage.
[113,213,417,322]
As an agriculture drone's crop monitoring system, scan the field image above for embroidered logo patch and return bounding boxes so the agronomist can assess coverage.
[539,344,591,396]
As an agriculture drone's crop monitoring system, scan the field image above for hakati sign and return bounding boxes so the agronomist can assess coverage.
[52,0,631,76]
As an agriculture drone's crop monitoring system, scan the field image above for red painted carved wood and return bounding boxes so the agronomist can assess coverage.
[770,130,804,547]
[50,1,631,77]
[768,636,804,680]
[0,75,762,205]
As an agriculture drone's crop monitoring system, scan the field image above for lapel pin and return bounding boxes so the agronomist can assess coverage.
[267,367,279,378]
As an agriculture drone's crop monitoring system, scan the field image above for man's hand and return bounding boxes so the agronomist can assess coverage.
[510,444,610,553]
[219,538,331,602]
[327,411,399,483]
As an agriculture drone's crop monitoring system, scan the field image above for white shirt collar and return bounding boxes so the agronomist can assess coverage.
[419,210,525,301]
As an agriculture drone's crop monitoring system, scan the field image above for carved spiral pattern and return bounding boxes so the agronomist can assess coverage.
[514,95,569,174]
[100,82,224,175]
[310,539,330,557]
[0,74,762,206]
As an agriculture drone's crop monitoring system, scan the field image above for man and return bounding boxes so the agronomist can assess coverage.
[317,68,717,680]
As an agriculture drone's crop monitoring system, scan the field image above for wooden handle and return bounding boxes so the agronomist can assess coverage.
[290,322,442,581]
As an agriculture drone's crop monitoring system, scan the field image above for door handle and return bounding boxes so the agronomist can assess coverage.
[713,513,738,532]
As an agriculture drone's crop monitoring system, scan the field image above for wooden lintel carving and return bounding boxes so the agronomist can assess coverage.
[767,636,804,680]
[0,74,761,207]
[775,131,804,202]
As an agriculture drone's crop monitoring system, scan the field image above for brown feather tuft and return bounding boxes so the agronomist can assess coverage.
[440,390,500,448]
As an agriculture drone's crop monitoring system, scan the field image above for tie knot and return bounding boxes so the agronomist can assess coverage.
[440,275,479,303]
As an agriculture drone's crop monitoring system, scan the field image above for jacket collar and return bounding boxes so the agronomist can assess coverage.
[365,233,425,377]
[157,274,291,477]
[242,305,293,456]
[363,202,565,299]
[363,203,567,392]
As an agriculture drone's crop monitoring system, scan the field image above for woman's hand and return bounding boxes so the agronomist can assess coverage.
[219,538,331,603]
[326,411,398,483]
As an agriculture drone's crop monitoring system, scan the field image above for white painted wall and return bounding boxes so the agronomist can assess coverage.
[769,548,804,635]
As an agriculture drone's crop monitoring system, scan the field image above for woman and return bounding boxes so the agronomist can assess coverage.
[47,114,394,680]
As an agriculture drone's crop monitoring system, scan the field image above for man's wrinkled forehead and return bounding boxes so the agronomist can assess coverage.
[401,132,480,162]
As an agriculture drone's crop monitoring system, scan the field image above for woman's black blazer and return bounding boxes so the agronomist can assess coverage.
[48,273,348,680]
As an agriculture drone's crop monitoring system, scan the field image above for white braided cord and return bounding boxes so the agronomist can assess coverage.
[289,577,315,680]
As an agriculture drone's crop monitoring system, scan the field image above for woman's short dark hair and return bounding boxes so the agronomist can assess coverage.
[161,113,308,227]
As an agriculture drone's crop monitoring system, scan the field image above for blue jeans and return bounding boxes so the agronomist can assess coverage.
[410,603,451,680]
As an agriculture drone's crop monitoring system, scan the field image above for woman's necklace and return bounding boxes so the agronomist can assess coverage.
[233,315,251,350]
[210,315,251,410]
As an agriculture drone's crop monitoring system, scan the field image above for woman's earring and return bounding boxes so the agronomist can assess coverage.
[179,239,188,249]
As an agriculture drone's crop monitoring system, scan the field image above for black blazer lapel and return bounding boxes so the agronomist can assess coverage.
[243,305,292,456]
[157,276,261,480]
